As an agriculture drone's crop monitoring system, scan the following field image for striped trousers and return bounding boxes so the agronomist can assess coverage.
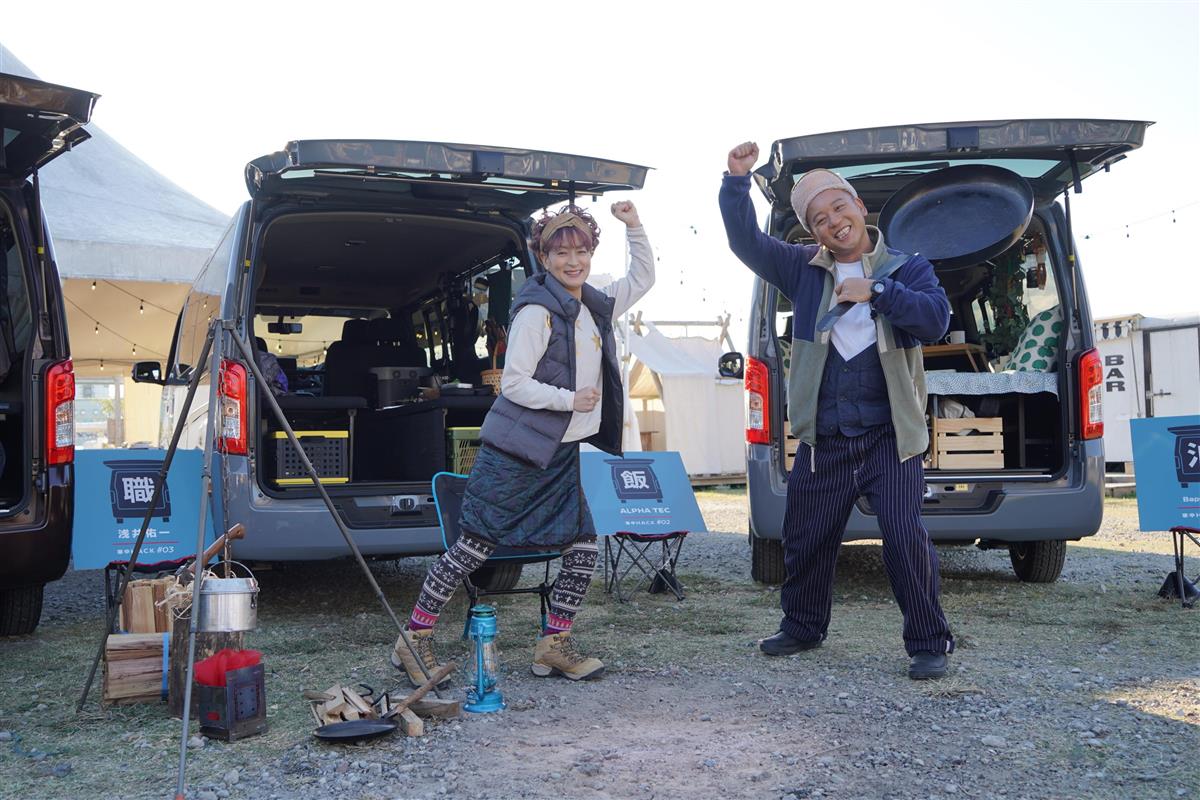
[780,425,954,656]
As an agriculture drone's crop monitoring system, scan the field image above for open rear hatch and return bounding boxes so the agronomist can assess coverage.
[245,140,649,211]
[761,120,1150,492]
[244,141,649,526]
[1,73,96,516]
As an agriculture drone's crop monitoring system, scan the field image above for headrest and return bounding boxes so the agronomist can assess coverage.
[254,337,268,352]
[341,318,371,343]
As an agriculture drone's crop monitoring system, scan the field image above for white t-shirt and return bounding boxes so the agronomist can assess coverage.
[831,259,877,361]
[500,225,655,442]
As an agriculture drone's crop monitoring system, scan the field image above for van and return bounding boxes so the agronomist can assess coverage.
[741,119,1150,584]
[134,141,646,588]
[0,73,96,634]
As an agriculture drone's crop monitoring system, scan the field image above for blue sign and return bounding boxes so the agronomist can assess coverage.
[72,449,216,570]
[1131,415,1200,531]
[581,451,707,535]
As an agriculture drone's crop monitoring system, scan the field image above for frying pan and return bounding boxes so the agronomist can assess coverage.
[879,164,1034,268]
[313,713,400,742]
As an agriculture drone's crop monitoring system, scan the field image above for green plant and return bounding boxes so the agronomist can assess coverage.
[980,252,1029,356]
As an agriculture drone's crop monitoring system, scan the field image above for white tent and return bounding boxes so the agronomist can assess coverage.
[625,322,744,478]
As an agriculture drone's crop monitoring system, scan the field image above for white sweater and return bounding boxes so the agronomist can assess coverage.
[500,225,654,442]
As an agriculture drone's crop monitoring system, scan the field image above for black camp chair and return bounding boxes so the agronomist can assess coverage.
[430,472,561,635]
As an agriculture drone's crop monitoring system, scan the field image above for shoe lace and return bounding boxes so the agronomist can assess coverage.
[414,633,439,669]
[555,634,586,665]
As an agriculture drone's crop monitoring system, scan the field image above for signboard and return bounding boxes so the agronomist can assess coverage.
[581,451,706,535]
[1131,415,1200,531]
[72,449,216,570]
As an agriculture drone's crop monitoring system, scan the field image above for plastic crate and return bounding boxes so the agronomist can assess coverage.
[271,430,349,486]
[447,427,482,474]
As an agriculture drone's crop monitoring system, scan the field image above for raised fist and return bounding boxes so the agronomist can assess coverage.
[727,142,760,176]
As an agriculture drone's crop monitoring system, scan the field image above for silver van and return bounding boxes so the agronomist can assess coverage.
[134,141,645,588]
[740,119,1150,584]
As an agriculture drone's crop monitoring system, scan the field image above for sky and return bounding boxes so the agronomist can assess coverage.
[4,0,1198,340]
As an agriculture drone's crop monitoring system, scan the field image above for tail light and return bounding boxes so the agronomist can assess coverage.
[1078,348,1104,440]
[45,359,75,465]
[745,356,771,445]
[219,359,248,455]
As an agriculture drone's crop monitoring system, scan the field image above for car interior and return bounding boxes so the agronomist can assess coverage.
[774,213,1067,475]
[0,211,32,510]
[248,211,528,493]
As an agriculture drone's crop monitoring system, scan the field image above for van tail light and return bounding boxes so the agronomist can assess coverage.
[45,359,75,465]
[745,356,771,445]
[1078,348,1104,440]
[219,359,248,455]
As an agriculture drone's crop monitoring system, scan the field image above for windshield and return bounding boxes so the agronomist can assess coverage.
[824,158,1061,183]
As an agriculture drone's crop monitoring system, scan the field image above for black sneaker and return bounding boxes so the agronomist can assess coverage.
[759,630,822,656]
[908,651,948,680]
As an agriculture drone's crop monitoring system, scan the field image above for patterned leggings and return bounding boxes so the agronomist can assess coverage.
[411,532,599,630]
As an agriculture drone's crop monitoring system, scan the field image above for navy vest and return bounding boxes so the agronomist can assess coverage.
[815,343,892,437]
[479,273,623,468]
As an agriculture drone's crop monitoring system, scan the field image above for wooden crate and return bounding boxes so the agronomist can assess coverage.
[933,417,1004,470]
[103,633,167,705]
[785,435,800,471]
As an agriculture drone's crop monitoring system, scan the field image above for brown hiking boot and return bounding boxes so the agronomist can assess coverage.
[531,632,605,681]
[391,626,451,688]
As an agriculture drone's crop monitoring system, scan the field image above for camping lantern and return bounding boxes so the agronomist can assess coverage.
[464,604,504,713]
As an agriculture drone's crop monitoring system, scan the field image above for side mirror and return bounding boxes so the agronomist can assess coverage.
[718,352,744,379]
[131,361,163,385]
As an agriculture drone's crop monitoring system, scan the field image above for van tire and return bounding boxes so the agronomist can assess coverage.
[474,563,523,592]
[1008,540,1066,583]
[0,584,45,636]
[750,528,786,585]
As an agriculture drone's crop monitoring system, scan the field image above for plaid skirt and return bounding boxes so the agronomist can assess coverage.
[459,441,596,549]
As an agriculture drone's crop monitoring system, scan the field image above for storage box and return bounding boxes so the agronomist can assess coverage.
[447,427,481,474]
[933,417,1004,469]
[195,663,268,742]
[271,430,349,486]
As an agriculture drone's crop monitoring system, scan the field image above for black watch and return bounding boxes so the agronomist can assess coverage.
[869,280,886,302]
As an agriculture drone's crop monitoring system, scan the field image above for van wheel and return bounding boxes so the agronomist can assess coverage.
[0,584,45,636]
[474,563,523,592]
[1008,540,1066,583]
[750,527,786,585]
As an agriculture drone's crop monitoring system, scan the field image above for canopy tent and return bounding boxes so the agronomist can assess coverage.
[625,322,744,479]
[2,44,230,377]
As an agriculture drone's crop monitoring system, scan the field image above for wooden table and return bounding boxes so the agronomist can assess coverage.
[922,343,991,372]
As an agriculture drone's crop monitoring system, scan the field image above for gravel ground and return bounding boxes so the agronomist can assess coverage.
[2,494,1197,800]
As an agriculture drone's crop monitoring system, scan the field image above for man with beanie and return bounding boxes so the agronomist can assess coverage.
[719,141,955,680]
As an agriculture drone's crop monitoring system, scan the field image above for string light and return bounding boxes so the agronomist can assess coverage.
[91,281,96,290]
[94,323,99,335]
[99,359,104,371]
[139,301,145,315]
[131,345,137,356]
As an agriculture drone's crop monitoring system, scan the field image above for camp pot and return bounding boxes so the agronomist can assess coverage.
[197,560,258,632]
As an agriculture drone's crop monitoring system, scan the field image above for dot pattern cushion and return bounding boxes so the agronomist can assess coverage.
[1006,305,1064,372]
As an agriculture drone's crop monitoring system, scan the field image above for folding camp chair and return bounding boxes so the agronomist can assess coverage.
[430,472,562,635]
[604,530,687,602]
[1162,526,1200,608]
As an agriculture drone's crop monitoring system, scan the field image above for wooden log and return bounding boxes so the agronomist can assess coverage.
[103,633,167,704]
[166,601,244,718]
[396,708,424,737]
[408,697,462,719]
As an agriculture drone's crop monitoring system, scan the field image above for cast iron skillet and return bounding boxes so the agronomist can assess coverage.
[313,717,399,742]
[878,164,1035,268]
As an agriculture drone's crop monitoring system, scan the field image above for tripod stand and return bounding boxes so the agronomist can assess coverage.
[75,318,439,799]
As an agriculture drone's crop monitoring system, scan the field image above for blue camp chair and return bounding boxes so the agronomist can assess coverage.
[430,472,561,635]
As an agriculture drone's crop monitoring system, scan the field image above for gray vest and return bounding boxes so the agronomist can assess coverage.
[479,273,624,469]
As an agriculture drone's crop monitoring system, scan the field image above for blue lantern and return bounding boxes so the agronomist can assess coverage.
[464,604,505,713]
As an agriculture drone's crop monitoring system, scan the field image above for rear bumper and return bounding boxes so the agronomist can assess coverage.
[0,466,74,586]
[747,440,1104,543]
[219,456,446,561]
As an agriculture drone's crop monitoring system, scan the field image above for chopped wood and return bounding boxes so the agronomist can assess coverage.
[396,708,424,737]
[408,697,462,719]
[103,633,166,704]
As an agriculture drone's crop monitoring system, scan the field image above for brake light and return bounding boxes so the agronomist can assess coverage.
[219,359,248,455]
[745,356,771,445]
[45,359,75,465]
[1079,348,1104,440]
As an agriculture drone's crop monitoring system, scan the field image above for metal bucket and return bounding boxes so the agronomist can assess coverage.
[197,560,258,632]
